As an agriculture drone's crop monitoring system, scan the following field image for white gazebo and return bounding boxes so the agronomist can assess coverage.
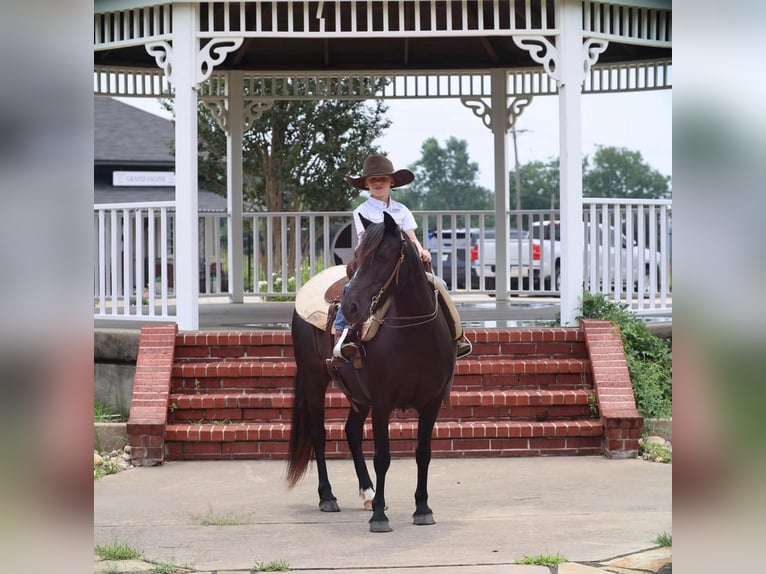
[94,0,672,330]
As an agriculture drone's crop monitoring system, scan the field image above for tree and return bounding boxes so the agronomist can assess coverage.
[164,89,391,282]
[509,146,671,210]
[514,158,560,210]
[583,145,671,199]
[407,137,494,210]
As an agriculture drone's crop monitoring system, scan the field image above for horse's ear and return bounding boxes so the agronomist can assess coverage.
[383,211,398,234]
[359,213,374,230]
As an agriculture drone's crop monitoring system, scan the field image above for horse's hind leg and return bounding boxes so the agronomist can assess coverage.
[344,404,374,510]
[412,398,441,526]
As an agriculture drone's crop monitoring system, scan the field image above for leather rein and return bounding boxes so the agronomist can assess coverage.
[366,232,440,329]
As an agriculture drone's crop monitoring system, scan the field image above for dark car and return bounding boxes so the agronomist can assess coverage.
[427,228,493,289]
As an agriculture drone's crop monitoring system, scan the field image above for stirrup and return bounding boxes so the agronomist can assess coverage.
[332,328,350,359]
[333,328,360,361]
[456,336,472,359]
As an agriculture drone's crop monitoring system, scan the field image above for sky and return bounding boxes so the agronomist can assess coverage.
[118,88,671,191]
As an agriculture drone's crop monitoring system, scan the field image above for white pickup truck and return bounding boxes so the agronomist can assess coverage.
[471,220,661,293]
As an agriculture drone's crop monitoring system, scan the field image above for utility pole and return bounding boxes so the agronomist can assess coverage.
[511,127,529,212]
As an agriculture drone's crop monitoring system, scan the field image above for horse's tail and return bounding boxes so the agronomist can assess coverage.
[286,370,315,487]
[286,312,318,488]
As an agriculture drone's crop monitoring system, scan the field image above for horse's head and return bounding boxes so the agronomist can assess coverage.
[341,211,417,324]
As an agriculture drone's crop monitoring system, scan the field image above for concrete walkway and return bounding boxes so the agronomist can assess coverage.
[94,457,671,573]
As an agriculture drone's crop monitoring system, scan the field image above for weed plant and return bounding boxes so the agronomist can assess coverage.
[514,553,566,566]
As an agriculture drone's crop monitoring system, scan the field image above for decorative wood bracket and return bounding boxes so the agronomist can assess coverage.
[460,95,533,132]
[583,38,609,75]
[243,100,275,132]
[514,35,609,87]
[146,37,244,89]
[200,97,275,134]
[197,38,244,85]
[513,35,560,84]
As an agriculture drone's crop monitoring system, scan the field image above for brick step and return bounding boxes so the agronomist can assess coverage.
[167,389,595,424]
[173,331,294,361]
[171,328,588,361]
[170,357,592,393]
[163,419,604,461]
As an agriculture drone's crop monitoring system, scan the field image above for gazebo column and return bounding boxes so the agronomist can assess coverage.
[461,73,531,302]
[514,0,607,326]
[227,72,245,303]
[172,3,200,331]
[556,0,585,326]
[489,69,511,302]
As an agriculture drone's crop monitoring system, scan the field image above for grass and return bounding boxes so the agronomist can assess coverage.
[94,540,143,561]
[252,559,290,572]
[514,553,567,567]
[150,562,186,574]
[199,511,248,526]
[94,399,125,422]
[195,503,250,526]
[94,459,122,480]
[639,438,672,463]
[654,531,672,547]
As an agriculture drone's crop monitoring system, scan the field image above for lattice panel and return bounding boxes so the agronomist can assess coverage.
[584,59,671,93]
[94,66,173,97]
[95,56,670,99]
[583,0,671,46]
[94,3,173,49]
[197,0,558,37]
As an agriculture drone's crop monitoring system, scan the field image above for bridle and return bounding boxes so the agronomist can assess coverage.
[365,232,440,329]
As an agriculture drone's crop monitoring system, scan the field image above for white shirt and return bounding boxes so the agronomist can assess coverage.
[353,196,417,240]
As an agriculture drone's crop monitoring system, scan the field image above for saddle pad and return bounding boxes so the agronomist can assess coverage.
[294,265,348,331]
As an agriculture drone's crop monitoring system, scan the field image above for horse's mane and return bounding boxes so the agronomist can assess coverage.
[349,222,387,271]
[347,219,424,285]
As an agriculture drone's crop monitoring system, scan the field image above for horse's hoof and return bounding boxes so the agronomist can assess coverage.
[413,512,435,526]
[369,520,393,533]
[319,499,340,512]
[364,500,373,511]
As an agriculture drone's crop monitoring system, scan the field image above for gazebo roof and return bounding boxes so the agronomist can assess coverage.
[94,1,671,81]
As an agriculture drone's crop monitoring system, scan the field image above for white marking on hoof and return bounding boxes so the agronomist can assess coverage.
[359,488,375,511]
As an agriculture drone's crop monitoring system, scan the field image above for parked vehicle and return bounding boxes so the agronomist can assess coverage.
[472,221,661,293]
[427,228,492,289]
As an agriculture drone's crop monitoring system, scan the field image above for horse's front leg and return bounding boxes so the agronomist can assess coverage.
[369,408,393,532]
[413,398,441,526]
[344,404,375,510]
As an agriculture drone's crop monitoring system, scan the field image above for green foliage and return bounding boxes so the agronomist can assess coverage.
[257,260,327,301]
[511,146,670,208]
[94,458,122,480]
[164,92,390,212]
[514,553,567,566]
[640,438,673,463]
[406,137,494,210]
[654,531,672,547]
[94,399,124,422]
[513,158,561,210]
[94,540,143,561]
[583,145,671,199]
[252,559,290,572]
[578,292,672,419]
[151,563,185,574]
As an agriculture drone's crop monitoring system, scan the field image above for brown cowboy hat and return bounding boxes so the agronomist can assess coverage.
[345,154,415,190]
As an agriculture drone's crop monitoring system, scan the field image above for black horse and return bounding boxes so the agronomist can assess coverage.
[287,212,456,532]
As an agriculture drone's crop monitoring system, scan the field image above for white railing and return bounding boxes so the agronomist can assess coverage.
[93,199,672,322]
[94,202,175,320]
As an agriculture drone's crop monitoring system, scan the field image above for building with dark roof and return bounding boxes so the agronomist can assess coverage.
[94,97,227,211]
